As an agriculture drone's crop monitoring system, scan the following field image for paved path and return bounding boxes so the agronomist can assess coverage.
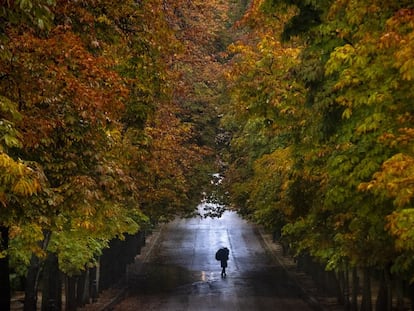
[114,209,318,310]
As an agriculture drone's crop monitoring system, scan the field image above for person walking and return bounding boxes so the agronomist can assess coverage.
[215,247,229,277]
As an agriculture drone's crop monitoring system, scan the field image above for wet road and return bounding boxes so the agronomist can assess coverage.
[114,208,314,310]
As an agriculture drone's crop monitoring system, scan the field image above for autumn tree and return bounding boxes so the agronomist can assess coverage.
[1,0,239,309]
[0,1,54,310]
[222,0,414,309]
[2,0,143,309]
[221,0,306,225]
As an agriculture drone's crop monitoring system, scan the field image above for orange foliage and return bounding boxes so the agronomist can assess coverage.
[4,25,127,149]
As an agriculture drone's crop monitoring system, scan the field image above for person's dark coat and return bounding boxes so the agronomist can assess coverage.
[216,247,229,267]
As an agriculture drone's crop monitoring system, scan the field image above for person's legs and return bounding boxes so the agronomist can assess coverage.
[220,260,227,277]
[221,263,226,277]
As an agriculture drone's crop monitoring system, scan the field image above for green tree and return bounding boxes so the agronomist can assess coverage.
[223,0,414,308]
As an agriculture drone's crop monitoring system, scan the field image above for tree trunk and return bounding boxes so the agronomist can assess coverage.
[361,267,372,311]
[344,263,350,310]
[76,270,89,307]
[89,266,98,303]
[408,283,414,311]
[396,280,404,311]
[65,276,77,311]
[385,268,392,311]
[0,226,11,311]
[326,270,340,298]
[375,269,388,311]
[351,267,359,311]
[24,254,41,311]
[41,252,61,311]
[24,230,51,311]
[338,269,347,305]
